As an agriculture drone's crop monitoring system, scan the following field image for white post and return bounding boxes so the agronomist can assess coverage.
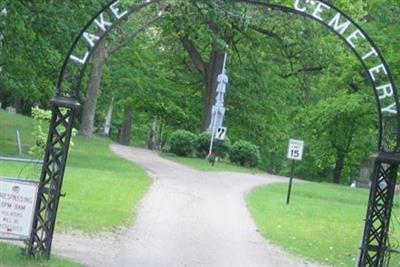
[16,130,22,155]
[207,113,218,158]
[103,98,114,136]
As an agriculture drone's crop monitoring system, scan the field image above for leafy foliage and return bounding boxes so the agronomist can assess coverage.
[29,107,52,157]
[196,132,231,158]
[1,0,399,184]
[29,107,77,157]
[229,140,261,167]
[293,92,376,183]
[0,1,104,112]
[169,129,197,157]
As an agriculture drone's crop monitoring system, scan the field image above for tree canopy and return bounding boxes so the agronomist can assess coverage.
[1,0,399,183]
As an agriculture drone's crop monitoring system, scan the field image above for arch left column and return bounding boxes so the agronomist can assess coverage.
[26,96,80,257]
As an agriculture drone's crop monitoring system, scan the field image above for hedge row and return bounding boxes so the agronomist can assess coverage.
[169,130,260,167]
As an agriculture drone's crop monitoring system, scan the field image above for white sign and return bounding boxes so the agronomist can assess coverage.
[215,127,227,140]
[0,177,39,240]
[287,139,304,161]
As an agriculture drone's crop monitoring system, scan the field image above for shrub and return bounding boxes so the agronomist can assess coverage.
[29,107,77,157]
[196,132,231,158]
[230,140,261,167]
[169,130,197,157]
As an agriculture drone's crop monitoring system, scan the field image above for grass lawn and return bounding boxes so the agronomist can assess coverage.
[246,182,400,266]
[0,243,82,267]
[162,154,262,173]
[0,110,35,156]
[58,136,152,231]
[0,110,152,232]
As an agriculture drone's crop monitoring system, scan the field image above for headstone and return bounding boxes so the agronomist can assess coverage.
[6,106,16,114]
[1,8,7,16]
[355,158,374,188]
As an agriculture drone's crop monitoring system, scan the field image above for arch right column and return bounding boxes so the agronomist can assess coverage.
[358,152,400,266]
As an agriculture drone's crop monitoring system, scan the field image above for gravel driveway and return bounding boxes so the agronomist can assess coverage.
[52,145,321,267]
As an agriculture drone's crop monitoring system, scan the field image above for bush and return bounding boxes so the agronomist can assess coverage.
[169,130,197,157]
[29,107,77,157]
[196,132,231,158]
[230,140,261,167]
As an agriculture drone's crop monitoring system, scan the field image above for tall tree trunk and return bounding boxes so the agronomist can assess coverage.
[119,107,133,146]
[180,35,227,131]
[14,96,22,113]
[80,38,107,137]
[202,49,225,130]
[158,121,167,149]
[80,26,158,137]
[102,98,114,137]
[333,151,346,184]
[147,119,158,150]
[0,88,4,109]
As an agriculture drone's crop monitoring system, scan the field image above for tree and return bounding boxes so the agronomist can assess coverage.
[79,11,164,137]
[296,92,375,183]
[2,0,399,185]
[80,37,107,137]
[0,0,103,112]
[161,1,250,130]
[99,28,201,145]
[119,107,133,145]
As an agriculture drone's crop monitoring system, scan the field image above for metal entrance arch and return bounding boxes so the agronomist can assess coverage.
[27,1,400,266]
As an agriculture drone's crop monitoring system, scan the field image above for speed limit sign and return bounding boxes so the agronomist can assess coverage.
[287,139,304,161]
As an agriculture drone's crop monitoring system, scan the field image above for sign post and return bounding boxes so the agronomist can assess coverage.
[286,139,304,205]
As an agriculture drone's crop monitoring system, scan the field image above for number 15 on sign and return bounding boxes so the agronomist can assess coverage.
[287,139,304,161]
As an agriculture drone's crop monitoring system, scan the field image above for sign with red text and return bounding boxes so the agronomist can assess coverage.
[0,177,38,240]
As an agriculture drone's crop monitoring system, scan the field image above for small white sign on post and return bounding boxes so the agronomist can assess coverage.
[0,177,39,240]
[215,127,227,140]
[287,139,304,161]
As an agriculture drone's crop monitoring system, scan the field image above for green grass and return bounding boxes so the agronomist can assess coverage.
[0,110,152,232]
[0,110,35,156]
[246,182,400,266]
[0,243,82,267]
[58,136,152,231]
[162,154,262,173]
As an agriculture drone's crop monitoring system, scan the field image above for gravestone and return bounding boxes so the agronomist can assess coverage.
[355,157,374,188]
[6,106,16,114]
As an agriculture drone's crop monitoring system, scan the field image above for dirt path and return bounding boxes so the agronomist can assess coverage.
[53,145,321,267]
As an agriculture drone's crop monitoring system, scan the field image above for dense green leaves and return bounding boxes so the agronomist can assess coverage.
[230,140,261,167]
[197,131,231,158]
[0,0,104,112]
[169,129,197,156]
[1,0,399,183]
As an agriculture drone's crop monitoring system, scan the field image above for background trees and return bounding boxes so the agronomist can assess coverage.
[0,1,104,112]
[1,0,399,184]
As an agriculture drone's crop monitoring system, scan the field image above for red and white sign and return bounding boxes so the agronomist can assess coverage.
[0,177,38,240]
